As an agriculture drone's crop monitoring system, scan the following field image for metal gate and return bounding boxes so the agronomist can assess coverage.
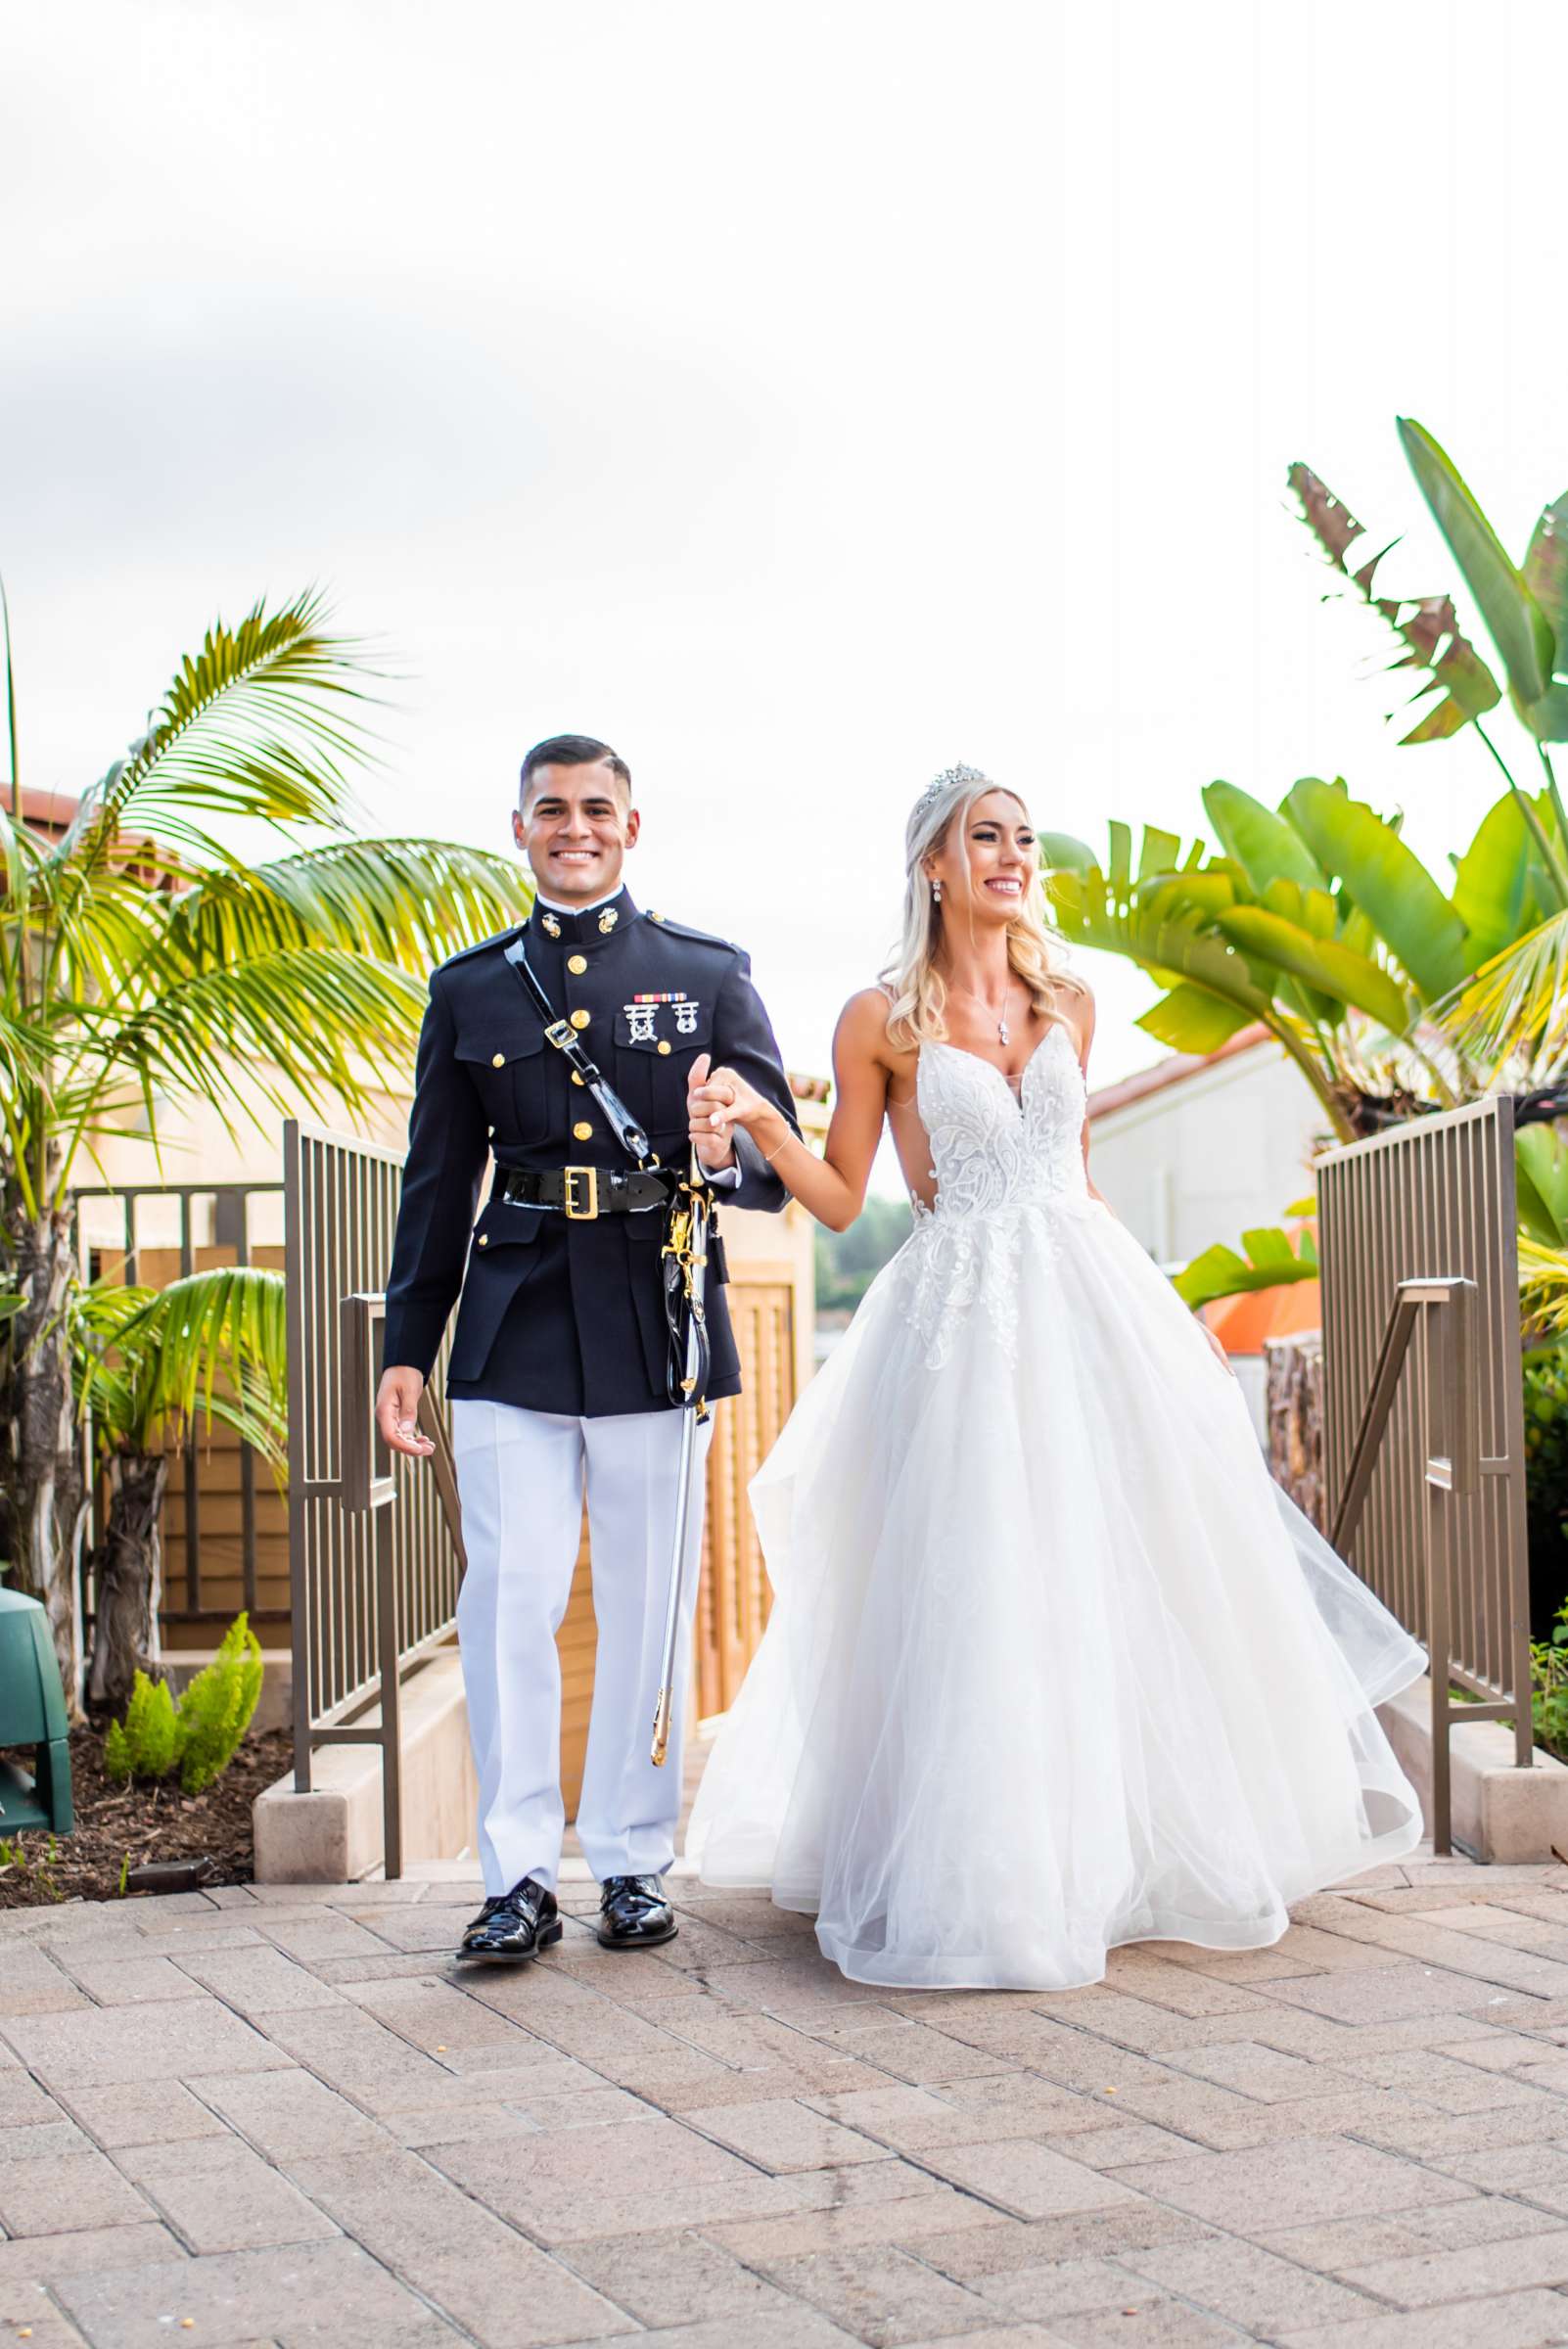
[1316,1096,1531,1849]
[283,1119,465,1877]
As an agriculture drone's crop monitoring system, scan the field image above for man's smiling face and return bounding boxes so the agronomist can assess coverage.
[513,758,640,905]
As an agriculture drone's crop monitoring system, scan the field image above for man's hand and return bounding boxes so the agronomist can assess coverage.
[377,1365,436,1458]
[686,1052,740,1174]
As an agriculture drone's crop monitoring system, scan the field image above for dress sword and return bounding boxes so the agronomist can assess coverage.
[651,1151,713,1766]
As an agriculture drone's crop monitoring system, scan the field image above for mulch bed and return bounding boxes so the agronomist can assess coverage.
[0,1727,293,1908]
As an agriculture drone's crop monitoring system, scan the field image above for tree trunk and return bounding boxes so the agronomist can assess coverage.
[1266,1329,1326,1533]
[0,1202,85,1703]
[85,1451,167,1717]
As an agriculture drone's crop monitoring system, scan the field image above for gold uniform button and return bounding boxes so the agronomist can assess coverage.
[570,1008,591,1031]
[477,1232,488,1247]
[657,1039,672,1056]
[568,953,587,975]
[574,1121,593,1141]
[491,1052,505,1068]
[571,1071,584,1086]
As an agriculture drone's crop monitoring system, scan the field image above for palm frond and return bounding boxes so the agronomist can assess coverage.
[167,838,529,973]
[1429,908,1568,1081]
[52,946,428,1181]
[76,1267,287,1467]
[60,591,384,871]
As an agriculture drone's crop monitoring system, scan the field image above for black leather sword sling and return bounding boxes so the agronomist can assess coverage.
[502,932,715,1407]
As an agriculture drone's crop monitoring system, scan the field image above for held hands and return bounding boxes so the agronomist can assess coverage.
[376,1365,436,1460]
[687,1052,771,1170]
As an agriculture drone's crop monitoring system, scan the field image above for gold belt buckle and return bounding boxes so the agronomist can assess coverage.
[562,1165,598,1221]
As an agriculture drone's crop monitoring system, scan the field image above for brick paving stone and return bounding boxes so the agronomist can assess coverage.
[181,2068,392,2159]
[0,2146,152,2235]
[1339,2225,1568,2307]
[758,2243,994,2346]
[1156,2040,1342,2100]
[0,2117,92,2160]
[558,2228,806,2328]
[1115,2234,1380,2332]
[1249,2214,1438,2270]
[284,2145,627,2345]
[0,1999,288,2088]
[168,1946,347,2015]
[1100,1951,1273,2019]
[965,2252,1155,2321]
[1326,2044,1568,2108]
[1273,2286,1568,2348]
[0,2070,71,2126]
[1115,2136,1472,2230]
[551,2314,860,2348]
[915,2140,1141,2221]
[682,2096,892,2172]
[250,2003,462,2100]
[1039,2120,1205,2170]
[117,2134,340,2252]
[1429,2141,1568,2209]
[1057,2302,1282,2346]
[1260,1962,1537,2025]
[1345,2097,1568,2161]
[0,1946,90,2016]
[52,2237,463,2348]
[0,2224,189,2288]
[805,2081,1100,2153]
[55,1953,209,2006]
[339,1975,555,2065]
[249,1910,392,1959]
[58,2081,230,2150]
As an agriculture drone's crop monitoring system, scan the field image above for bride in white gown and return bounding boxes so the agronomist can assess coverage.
[684,764,1425,1992]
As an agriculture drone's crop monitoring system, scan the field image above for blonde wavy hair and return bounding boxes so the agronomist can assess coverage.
[880,765,1085,1052]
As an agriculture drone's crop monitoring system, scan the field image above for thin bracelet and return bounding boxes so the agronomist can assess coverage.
[761,1129,795,1164]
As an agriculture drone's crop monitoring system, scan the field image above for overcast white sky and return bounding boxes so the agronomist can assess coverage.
[6,1,1567,1192]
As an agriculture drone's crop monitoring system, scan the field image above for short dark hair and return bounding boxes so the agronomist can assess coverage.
[519,734,632,802]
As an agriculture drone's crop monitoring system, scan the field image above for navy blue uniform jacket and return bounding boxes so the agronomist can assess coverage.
[382,886,798,1416]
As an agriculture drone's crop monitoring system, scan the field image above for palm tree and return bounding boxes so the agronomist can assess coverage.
[0,585,528,1690]
[76,1267,285,1715]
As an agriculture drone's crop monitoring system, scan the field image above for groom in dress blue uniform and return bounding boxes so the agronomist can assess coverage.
[377,736,797,1961]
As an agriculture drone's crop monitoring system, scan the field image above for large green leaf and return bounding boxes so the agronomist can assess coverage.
[168,839,528,974]
[1284,776,1471,1002]
[1203,781,1325,896]
[1398,418,1554,711]
[1173,1225,1319,1310]
[1213,905,1410,1032]
[1289,460,1500,743]
[75,1266,286,1465]
[1135,985,1257,1054]
[1450,788,1559,966]
[1517,1125,1568,1248]
[1519,493,1568,742]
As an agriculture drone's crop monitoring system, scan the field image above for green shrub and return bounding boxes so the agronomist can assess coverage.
[1532,1597,1568,1764]
[103,1674,179,1782]
[102,1614,264,1796]
[175,1615,264,1794]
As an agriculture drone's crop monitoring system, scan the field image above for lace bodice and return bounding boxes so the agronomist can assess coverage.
[887,1028,1094,1371]
[913,1028,1089,1221]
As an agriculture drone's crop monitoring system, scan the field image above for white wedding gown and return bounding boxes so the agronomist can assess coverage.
[686,1025,1426,1991]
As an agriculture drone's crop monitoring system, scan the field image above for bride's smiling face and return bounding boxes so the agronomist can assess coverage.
[923,790,1037,927]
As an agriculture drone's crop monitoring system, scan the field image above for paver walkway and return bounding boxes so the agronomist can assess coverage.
[8,1847,1568,2346]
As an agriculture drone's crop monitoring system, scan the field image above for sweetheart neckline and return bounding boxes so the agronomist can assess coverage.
[919,1027,1075,1107]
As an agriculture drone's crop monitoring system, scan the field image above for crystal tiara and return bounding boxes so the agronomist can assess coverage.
[912,763,988,822]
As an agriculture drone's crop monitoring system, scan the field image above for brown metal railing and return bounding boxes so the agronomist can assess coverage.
[75,1180,285,1630]
[283,1120,464,1878]
[1317,1096,1531,1853]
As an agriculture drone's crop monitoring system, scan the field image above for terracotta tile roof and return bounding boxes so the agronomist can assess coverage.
[1087,1023,1271,1120]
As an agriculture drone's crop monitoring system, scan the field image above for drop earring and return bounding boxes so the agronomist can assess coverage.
[931,879,943,904]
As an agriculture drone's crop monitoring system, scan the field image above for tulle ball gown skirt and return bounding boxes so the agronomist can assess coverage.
[686,1035,1426,1993]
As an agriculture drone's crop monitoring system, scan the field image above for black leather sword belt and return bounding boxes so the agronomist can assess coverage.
[498,1165,676,1221]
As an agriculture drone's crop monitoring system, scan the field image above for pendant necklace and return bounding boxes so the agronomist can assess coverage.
[952,981,1017,1048]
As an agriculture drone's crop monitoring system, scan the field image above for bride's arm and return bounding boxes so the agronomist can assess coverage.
[1072,988,1113,1209]
[689,989,890,1233]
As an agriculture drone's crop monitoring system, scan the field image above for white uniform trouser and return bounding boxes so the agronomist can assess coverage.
[451,1399,713,1895]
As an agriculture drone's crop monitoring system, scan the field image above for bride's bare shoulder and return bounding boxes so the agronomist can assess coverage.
[834,987,901,1076]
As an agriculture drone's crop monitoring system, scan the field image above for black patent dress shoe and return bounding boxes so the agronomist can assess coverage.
[597,1872,677,1949]
[456,1875,562,1963]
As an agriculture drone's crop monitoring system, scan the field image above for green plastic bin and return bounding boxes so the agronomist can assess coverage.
[0,1586,72,1837]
